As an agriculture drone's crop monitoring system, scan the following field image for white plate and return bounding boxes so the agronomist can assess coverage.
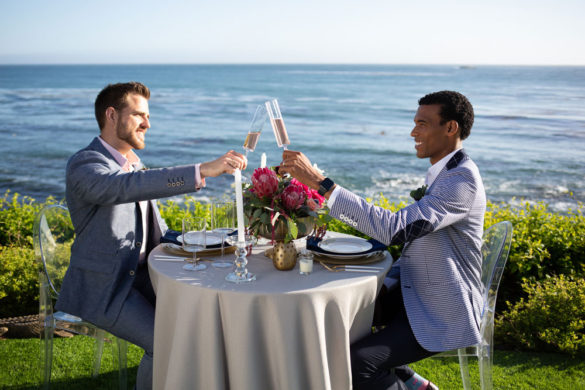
[318,237,373,254]
[177,232,223,246]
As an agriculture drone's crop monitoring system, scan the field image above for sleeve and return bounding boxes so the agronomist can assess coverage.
[66,150,200,206]
[329,167,479,246]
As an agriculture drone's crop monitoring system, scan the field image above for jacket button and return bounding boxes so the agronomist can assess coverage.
[167,183,171,187]
[129,270,135,276]
[136,242,141,248]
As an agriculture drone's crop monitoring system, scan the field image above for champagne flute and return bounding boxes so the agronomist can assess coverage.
[243,104,267,157]
[211,201,236,268]
[241,104,267,182]
[181,216,208,271]
[265,99,290,150]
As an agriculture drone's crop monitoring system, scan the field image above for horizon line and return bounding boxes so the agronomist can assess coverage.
[1,62,585,67]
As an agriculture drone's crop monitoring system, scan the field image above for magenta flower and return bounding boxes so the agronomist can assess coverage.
[281,183,306,211]
[291,178,325,207]
[251,167,279,198]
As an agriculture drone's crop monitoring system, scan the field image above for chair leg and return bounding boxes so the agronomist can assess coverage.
[92,329,106,377]
[479,346,493,390]
[114,337,128,390]
[40,318,55,389]
[458,348,472,390]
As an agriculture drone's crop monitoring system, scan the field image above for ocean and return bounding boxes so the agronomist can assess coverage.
[0,64,583,212]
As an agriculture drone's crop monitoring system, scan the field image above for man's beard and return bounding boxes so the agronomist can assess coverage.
[116,122,145,150]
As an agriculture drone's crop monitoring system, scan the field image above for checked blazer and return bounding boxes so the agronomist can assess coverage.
[56,137,199,329]
[330,149,486,352]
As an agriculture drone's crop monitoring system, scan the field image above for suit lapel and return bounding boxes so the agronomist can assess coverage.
[428,149,469,193]
[446,149,468,171]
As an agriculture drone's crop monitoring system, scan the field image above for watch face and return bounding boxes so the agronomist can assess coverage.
[318,178,334,196]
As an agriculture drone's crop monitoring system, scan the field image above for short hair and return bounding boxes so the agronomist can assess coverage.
[418,91,474,140]
[94,82,150,130]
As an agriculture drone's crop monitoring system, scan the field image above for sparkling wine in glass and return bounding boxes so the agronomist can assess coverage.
[265,99,290,150]
[243,104,267,157]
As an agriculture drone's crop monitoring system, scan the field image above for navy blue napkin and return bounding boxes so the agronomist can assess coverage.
[160,229,181,245]
[306,236,387,255]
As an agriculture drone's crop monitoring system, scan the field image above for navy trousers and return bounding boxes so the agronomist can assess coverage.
[350,283,436,390]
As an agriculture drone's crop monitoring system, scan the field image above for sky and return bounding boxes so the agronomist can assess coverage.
[1,0,584,65]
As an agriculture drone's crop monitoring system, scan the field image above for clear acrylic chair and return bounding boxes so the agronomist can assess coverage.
[433,220,513,390]
[33,204,128,389]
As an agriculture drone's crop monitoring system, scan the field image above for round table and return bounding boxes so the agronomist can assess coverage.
[148,232,393,390]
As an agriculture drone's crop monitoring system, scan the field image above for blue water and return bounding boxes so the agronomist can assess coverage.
[1,65,583,211]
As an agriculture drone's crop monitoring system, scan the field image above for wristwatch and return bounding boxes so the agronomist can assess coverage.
[318,178,335,196]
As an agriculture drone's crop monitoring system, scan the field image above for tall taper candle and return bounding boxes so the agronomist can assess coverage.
[260,153,267,168]
[234,169,246,243]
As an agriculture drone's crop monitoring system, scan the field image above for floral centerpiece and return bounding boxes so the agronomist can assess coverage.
[243,167,329,243]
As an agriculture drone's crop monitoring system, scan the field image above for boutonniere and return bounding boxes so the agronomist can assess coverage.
[410,184,428,201]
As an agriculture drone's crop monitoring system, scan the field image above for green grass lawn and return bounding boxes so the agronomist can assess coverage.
[1,336,584,389]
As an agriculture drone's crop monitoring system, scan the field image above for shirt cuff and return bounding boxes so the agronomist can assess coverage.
[327,185,342,207]
[195,163,206,189]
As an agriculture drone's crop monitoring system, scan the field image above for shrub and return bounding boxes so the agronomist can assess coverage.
[496,275,585,356]
[157,196,214,232]
[0,246,38,317]
[484,200,585,312]
[0,191,58,248]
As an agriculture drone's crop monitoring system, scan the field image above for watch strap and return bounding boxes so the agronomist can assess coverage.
[318,178,335,196]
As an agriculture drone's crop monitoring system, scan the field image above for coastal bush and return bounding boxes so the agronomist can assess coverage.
[0,245,37,317]
[157,197,214,232]
[495,275,585,356]
[0,191,58,248]
[484,200,585,311]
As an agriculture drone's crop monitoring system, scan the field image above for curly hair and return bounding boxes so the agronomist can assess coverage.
[95,82,150,130]
[418,91,474,140]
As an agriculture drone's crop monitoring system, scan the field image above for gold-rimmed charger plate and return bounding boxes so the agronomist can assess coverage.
[312,250,387,265]
[161,242,236,257]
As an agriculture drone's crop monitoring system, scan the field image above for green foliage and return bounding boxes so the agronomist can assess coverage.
[157,196,213,231]
[484,200,585,312]
[496,275,585,356]
[0,190,58,248]
[0,245,37,317]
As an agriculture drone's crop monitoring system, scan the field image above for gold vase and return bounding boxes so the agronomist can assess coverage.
[266,241,298,271]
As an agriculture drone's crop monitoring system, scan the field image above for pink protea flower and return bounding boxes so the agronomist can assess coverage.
[251,167,279,198]
[290,179,324,207]
[291,178,325,208]
[281,183,306,211]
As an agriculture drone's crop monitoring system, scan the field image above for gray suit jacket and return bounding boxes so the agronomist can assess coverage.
[56,137,199,328]
[330,149,486,352]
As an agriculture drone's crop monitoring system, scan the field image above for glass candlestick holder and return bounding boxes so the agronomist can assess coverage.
[225,234,257,283]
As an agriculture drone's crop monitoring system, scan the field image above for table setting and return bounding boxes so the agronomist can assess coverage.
[147,99,393,390]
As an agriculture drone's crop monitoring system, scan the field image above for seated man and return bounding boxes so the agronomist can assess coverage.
[56,82,247,390]
[279,91,485,390]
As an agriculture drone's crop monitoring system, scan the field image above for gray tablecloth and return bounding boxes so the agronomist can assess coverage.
[148,232,393,390]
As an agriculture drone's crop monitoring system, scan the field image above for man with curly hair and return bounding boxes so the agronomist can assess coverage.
[280,91,485,390]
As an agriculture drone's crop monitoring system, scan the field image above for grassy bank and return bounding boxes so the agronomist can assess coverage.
[1,336,584,389]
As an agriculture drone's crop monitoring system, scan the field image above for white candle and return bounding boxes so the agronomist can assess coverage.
[299,258,313,274]
[260,153,267,168]
[234,169,246,243]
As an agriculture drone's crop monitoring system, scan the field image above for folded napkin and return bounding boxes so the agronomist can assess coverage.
[160,229,181,245]
[306,236,387,256]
